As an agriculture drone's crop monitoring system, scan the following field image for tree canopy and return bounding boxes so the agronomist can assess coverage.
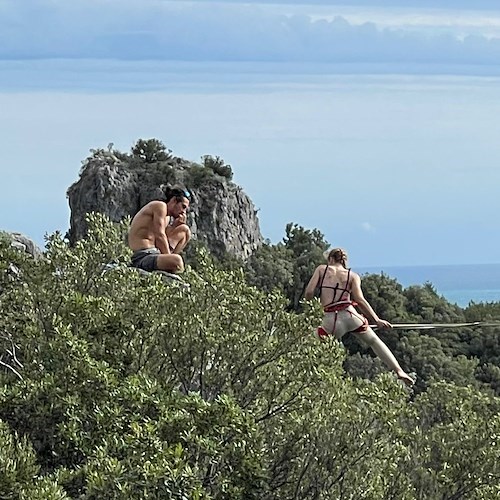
[1,214,500,499]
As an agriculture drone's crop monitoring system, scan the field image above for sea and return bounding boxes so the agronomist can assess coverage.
[357,263,500,308]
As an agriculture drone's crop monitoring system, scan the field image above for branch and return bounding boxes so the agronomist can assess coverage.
[0,359,23,380]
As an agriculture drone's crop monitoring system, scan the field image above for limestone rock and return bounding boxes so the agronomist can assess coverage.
[67,148,263,259]
[4,232,43,259]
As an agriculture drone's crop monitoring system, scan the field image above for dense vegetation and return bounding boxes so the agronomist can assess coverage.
[1,215,500,499]
[79,140,233,199]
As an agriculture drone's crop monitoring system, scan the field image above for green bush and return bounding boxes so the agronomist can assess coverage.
[186,164,216,188]
[131,139,172,164]
[201,155,233,180]
[1,214,500,499]
[0,420,69,499]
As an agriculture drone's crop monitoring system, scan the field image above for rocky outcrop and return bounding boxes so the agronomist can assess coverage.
[188,178,262,259]
[3,232,43,259]
[67,147,263,259]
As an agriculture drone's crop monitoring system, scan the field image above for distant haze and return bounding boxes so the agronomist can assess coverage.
[1,1,499,267]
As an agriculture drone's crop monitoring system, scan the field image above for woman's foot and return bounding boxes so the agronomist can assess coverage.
[395,369,415,387]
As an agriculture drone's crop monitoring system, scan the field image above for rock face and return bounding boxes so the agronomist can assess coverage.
[67,148,263,259]
[4,232,43,259]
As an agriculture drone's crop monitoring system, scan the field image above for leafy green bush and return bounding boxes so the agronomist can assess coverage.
[201,155,233,180]
[1,214,500,499]
[185,164,215,188]
[245,242,294,293]
[0,420,69,499]
[131,139,172,163]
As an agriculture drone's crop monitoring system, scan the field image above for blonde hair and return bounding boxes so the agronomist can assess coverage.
[327,248,348,268]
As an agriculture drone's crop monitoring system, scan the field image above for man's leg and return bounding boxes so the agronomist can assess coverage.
[156,254,185,274]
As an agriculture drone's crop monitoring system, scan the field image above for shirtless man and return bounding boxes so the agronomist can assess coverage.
[128,186,191,274]
[305,247,414,386]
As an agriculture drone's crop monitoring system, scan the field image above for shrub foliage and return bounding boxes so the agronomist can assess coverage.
[1,214,500,499]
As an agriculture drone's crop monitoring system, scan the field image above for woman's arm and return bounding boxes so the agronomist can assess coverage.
[350,273,392,328]
[304,266,322,300]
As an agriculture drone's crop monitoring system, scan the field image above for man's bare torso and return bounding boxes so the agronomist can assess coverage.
[128,201,167,252]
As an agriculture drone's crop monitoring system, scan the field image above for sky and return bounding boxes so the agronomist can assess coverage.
[1,0,500,267]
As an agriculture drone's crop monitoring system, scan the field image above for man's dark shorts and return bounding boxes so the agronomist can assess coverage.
[131,247,160,272]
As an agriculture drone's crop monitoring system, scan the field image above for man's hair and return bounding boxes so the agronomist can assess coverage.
[163,185,191,203]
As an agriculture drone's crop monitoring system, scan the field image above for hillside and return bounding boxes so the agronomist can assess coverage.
[1,139,500,498]
[1,215,500,498]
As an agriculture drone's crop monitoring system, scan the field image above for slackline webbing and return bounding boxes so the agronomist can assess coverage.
[369,321,500,330]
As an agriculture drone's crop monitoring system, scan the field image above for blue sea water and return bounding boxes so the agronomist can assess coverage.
[358,263,500,308]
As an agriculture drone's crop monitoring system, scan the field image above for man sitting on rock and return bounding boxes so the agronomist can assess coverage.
[128,186,191,274]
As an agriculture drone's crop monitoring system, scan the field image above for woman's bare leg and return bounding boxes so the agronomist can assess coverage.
[354,329,414,386]
[166,224,191,254]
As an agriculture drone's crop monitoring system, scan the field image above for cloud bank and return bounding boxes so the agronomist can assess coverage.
[1,0,500,71]
[185,0,500,8]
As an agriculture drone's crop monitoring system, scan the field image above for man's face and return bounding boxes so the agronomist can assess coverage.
[172,197,190,218]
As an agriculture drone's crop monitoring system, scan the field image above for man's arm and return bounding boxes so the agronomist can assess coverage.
[304,266,322,300]
[350,274,392,328]
[151,202,170,254]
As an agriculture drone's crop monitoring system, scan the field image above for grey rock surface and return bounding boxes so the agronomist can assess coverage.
[5,232,43,259]
[67,149,263,259]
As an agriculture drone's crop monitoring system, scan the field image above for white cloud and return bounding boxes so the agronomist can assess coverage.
[174,1,500,8]
[1,0,500,74]
[361,222,376,232]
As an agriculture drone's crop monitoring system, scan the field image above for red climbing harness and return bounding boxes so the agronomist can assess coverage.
[323,300,369,335]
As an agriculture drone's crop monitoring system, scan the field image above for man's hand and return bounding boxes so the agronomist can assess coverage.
[172,213,187,228]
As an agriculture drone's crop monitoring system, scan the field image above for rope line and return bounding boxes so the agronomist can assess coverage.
[369,321,500,330]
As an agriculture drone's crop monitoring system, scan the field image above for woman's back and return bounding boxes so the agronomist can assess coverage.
[318,264,355,307]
